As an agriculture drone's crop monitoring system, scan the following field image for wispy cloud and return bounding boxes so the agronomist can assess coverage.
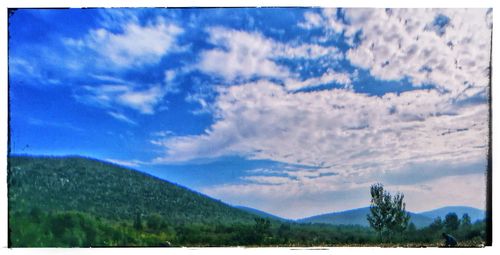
[105,158,146,168]
[26,117,83,132]
[151,130,176,137]
[318,8,492,97]
[9,57,62,85]
[197,27,342,83]
[154,80,488,169]
[107,111,137,125]
[64,18,184,69]
[76,83,170,115]
[242,175,294,185]
[285,69,352,91]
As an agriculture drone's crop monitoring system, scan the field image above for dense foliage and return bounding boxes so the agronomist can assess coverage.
[8,156,257,225]
[367,183,410,241]
[8,156,487,247]
[9,207,486,247]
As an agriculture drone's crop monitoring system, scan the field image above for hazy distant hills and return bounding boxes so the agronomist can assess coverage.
[297,207,434,228]
[419,206,486,223]
[297,206,486,228]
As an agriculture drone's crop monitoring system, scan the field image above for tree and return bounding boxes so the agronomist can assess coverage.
[461,213,471,228]
[429,216,444,232]
[277,223,291,243]
[146,213,165,231]
[367,183,390,240]
[407,222,417,232]
[367,183,410,242]
[253,218,271,244]
[133,212,143,231]
[388,192,411,237]
[444,213,460,232]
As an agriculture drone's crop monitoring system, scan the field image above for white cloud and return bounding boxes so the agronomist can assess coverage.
[388,173,486,213]
[197,27,342,82]
[107,111,137,125]
[9,57,61,85]
[105,158,145,168]
[151,130,175,137]
[154,10,490,214]
[285,69,352,91]
[65,18,183,68]
[91,74,132,84]
[26,117,83,132]
[198,27,288,81]
[116,85,167,114]
[77,83,170,115]
[242,175,294,185]
[154,80,488,171]
[153,79,487,217]
[319,9,492,96]
[298,11,324,29]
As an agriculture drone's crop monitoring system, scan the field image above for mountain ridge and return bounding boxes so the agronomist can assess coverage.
[8,155,263,225]
[297,207,432,228]
[234,206,289,222]
[9,155,485,228]
[418,206,486,222]
[296,206,485,228]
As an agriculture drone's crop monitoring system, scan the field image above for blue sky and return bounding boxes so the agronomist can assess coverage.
[9,8,491,219]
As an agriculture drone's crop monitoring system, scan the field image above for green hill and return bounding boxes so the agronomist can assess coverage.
[8,155,258,225]
[234,206,289,222]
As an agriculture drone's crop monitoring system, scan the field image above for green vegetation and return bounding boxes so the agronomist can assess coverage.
[8,155,487,247]
[8,156,257,225]
[367,183,410,242]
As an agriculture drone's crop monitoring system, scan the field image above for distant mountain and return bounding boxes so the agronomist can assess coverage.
[235,206,289,221]
[298,207,370,226]
[8,155,260,225]
[298,207,434,228]
[419,206,485,222]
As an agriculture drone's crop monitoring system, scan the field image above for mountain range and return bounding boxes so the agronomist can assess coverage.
[235,206,289,222]
[299,207,433,228]
[296,206,485,228]
[419,206,485,223]
[8,155,485,229]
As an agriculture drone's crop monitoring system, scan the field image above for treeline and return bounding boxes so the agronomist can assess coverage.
[9,207,485,247]
[9,208,375,247]
[404,212,486,246]
[365,183,486,246]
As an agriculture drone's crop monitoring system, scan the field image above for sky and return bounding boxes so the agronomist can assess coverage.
[8,8,491,219]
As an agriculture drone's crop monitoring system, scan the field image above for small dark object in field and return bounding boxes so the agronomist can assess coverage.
[442,233,458,247]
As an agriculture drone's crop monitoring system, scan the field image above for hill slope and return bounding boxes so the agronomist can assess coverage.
[298,207,434,228]
[8,155,260,225]
[235,206,289,222]
[419,206,485,222]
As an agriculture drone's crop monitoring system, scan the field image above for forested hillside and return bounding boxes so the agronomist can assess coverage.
[8,156,257,225]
